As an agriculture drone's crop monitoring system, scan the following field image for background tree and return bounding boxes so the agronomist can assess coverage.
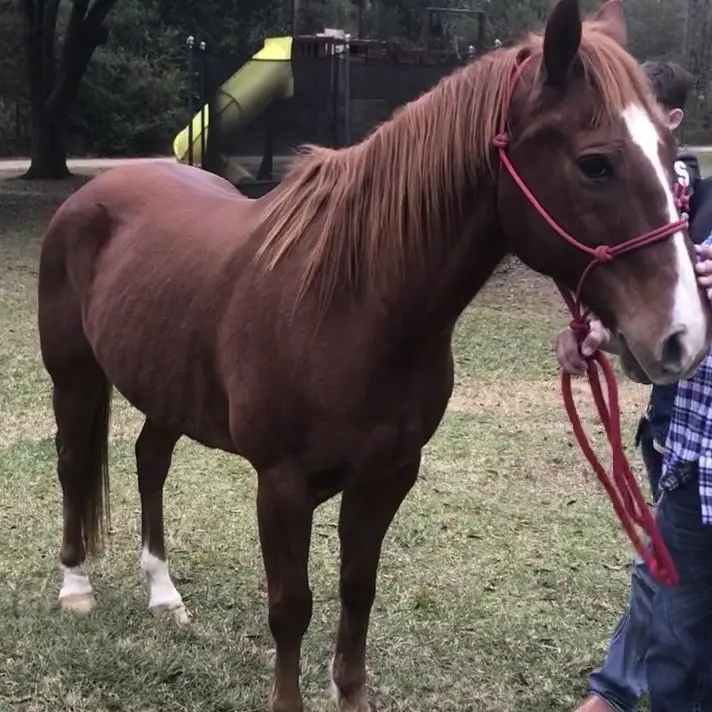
[22,0,120,178]
[0,2,27,154]
[0,0,709,164]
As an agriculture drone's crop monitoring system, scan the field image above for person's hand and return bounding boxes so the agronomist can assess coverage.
[694,244,712,299]
[555,319,611,376]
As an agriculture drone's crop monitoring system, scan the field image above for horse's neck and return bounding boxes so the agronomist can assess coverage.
[354,77,507,333]
[427,205,505,330]
[386,189,507,342]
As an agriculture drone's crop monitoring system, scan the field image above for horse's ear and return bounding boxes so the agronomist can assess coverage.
[542,0,582,87]
[593,0,627,47]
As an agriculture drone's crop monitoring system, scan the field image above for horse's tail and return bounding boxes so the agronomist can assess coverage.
[80,377,113,557]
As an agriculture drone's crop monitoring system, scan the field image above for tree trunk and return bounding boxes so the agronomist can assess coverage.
[21,0,118,180]
[25,114,70,179]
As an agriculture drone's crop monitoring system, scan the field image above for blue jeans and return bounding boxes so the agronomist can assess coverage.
[589,419,661,711]
[589,424,712,711]
[646,464,712,712]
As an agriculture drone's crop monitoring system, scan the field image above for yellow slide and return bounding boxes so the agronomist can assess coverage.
[172,36,294,179]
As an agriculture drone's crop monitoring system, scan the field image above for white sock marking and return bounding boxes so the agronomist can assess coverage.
[59,565,93,599]
[330,654,370,712]
[140,546,184,610]
[621,104,707,361]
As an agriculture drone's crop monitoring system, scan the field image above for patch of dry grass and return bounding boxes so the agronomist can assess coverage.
[0,178,652,712]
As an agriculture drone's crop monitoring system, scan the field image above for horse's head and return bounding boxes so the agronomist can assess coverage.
[498,0,712,385]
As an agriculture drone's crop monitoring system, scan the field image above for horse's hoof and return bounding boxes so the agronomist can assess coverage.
[336,700,371,712]
[59,592,96,615]
[268,687,304,712]
[335,698,371,712]
[150,601,191,626]
[331,683,371,712]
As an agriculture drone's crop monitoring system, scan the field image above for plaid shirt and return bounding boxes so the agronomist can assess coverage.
[663,231,712,524]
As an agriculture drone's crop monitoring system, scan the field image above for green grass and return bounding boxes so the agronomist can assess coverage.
[0,180,654,712]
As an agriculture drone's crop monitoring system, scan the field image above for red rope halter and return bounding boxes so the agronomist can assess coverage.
[496,56,687,586]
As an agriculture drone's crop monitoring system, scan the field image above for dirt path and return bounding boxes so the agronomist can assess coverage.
[0,156,174,172]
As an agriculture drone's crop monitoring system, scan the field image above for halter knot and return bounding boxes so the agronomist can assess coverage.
[593,245,613,263]
[493,133,509,149]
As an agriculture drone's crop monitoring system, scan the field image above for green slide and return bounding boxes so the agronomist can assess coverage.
[172,36,294,180]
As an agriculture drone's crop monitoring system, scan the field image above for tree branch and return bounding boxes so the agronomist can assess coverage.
[47,0,89,108]
[86,0,119,28]
[44,0,118,122]
[23,0,45,93]
[54,0,90,87]
[41,0,61,90]
[22,0,35,25]
[45,26,105,121]
[67,0,91,34]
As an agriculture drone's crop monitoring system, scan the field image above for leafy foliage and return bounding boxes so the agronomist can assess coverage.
[0,0,710,161]
[70,0,187,155]
[0,1,29,155]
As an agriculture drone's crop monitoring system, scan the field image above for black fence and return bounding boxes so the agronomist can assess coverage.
[183,35,480,195]
[347,44,475,144]
[205,51,343,160]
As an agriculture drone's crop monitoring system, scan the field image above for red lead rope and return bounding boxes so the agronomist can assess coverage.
[495,54,683,586]
[557,292,679,586]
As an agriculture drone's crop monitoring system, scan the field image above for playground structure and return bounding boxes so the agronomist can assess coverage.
[172,12,489,196]
[172,36,296,182]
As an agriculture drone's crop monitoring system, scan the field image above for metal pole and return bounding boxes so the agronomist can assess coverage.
[292,0,300,36]
[332,43,340,147]
[344,34,351,146]
[186,35,195,166]
[476,11,485,54]
[682,0,692,71]
[199,40,207,170]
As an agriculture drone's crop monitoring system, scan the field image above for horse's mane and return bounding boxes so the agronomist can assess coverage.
[254,20,657,306]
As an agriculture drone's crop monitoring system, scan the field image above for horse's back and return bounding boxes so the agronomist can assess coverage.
[39,162,252,333]
[40,161,252,286]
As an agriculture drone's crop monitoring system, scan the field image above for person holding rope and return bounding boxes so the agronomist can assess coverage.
[557,61,712,712]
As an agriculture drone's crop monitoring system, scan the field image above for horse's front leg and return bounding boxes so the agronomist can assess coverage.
[257,464,315,712]
[331,455,421,712]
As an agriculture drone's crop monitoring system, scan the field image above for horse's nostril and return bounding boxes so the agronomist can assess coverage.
[660,326,686,373]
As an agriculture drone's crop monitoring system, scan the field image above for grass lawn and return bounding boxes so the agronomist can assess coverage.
[0,173,658,712]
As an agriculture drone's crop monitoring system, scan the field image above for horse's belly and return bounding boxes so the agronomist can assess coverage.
[83,292,234,451]
[111,378,234,452]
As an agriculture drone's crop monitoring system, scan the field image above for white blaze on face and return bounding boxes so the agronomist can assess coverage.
[621,104,707,359]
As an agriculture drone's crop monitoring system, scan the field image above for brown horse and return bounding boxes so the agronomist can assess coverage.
[37,0,712,710]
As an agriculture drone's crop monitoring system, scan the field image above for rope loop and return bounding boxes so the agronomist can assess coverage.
[493,133,509,149]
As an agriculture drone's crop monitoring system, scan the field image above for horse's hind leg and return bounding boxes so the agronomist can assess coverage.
[257,464,315,712]
[39,224,113,615]
[52,367,112,616]
[135,419,188,625]
[330,455,421,712]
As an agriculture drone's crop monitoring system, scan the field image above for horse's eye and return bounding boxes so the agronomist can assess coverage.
[576,154,614,180]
